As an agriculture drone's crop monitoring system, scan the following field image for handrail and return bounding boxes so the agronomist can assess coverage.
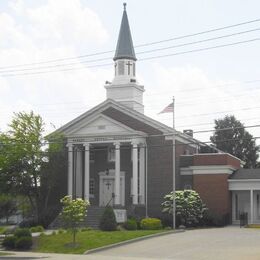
[105,192,115,207]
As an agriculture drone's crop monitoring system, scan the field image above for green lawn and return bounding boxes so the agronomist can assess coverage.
[0,252,14,256]
[35,230,165,254]
[0,226,7,234]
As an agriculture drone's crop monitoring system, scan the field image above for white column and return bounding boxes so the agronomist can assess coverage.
[250,189,254,224]
[139,144,145,204]
[132,141,138,205]
[83,143,90,201]
[114,142,121,205]
[67,143,73,197]
[75,147,83,198]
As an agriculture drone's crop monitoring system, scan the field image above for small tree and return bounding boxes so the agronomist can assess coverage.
[162,190,207,227]
[60,196,89,246]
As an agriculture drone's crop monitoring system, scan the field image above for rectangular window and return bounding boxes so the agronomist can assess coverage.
[118,60,124,75]
[90,150,94,162]
[133,63,135,76]
[90,178,95,198]
[108,147,115,162]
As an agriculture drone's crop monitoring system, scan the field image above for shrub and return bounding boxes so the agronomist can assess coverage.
[2,236,16,249]
[14,228,32,238]
[124,218,137,230]
[99,206,117,231]
[19,218,38,228]
[30,225,44,233]
[162,190,207,227]
[15,236,33,250]
[140,218,162,230]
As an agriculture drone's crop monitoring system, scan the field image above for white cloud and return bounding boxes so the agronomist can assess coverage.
[144,64,260,142]
[0,0,111,133]
[26,0,108,47]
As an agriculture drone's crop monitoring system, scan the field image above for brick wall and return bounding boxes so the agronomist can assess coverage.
[193,174,231,216]
[193,154,240,168]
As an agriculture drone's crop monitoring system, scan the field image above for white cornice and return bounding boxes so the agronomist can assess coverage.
[228,179,260,190]
[180,165,236,175]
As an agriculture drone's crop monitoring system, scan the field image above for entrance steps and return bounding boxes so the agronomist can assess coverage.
[85,206,105,229]
[49,206,105,230]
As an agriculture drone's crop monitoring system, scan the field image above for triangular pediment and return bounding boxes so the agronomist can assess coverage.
[51,99,196,145]
[65,114,144,137]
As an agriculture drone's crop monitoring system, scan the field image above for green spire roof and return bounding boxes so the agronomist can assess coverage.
[113,3,137,61]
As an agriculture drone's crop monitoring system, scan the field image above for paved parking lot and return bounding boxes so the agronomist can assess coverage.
[2,227,260,259]
[93,226,260,260]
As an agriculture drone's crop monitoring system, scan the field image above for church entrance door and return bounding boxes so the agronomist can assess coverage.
[99,170,125,207]
[101,178,115,206]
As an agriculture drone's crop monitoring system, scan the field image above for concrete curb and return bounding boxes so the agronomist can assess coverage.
[84,229,185,255]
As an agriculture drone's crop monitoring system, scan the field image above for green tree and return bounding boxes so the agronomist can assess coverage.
[162,190,207,227]
[38,133,67,226]
[0,111,64,224]
[60,195,89,245]
[210,115,259,168]
[0,194,17,223]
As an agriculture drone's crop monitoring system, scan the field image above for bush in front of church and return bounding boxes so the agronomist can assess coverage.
[140,218,162,230]
[99,206,117,231]
[124,218,137,230]
[162,190,208,227]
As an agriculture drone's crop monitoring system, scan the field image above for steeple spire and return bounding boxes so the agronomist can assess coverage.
[105,3,144,114]
[113,3,136,61]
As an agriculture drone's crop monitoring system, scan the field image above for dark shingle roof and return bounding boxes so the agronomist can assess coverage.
[230,169,260,179]
[113,4,136,61]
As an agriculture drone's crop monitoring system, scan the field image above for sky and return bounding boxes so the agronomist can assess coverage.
[0,0,260,144]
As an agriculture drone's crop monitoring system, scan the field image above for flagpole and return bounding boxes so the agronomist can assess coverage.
[172,96,176,229]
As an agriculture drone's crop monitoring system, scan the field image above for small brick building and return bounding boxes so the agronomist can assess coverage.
[53,4,260,225]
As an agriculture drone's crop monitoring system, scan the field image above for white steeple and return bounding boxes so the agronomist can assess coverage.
[105,3,145,114]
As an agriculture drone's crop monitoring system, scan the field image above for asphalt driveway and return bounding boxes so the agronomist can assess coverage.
[2,227,260,259]
[93,226,260,260]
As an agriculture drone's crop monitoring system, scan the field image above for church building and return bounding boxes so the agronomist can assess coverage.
[53,4,260,226]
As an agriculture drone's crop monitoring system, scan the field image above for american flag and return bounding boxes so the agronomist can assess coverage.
[159,102,174,114]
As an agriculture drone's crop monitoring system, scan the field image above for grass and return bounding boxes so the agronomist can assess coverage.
[0,252,14,256]
[0,226,7,234]
[34,229,165,254]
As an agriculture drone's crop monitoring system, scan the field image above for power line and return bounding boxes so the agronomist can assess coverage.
[1,37,260,78]
[1,27,260,74]
[1,17,260,70]
[139,37,260,62]
[1,123,260,147]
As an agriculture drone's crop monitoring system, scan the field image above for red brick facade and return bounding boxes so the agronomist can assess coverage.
[193,154,240,168]
[181,153,241,219]
[193,174,231,216]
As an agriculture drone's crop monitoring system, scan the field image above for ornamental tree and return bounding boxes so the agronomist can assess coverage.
[162,190,207,227]
[60,196,90,245]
